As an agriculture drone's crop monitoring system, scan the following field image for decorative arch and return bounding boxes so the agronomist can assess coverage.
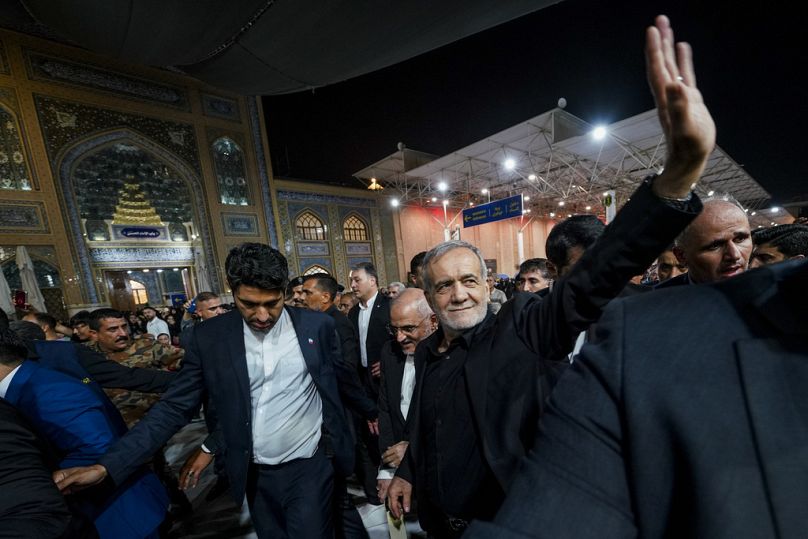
[0,102,34,190]
[342,213,369,241]
[302,264,330,276]
[295,210,326,241]
[1,256,62,289]
[57,129,220,302]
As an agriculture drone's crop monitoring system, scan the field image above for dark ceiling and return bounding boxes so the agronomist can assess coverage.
[0,0,560,94]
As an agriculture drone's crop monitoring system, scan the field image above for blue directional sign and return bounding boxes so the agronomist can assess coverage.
[462,194,523,228]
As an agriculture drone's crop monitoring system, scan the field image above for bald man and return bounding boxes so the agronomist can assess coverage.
[657,196,752,287]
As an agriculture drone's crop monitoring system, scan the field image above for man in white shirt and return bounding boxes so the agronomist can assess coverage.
[347,262,393,505]
[376,288,437,501]
[142,306,170,339]
[55,243,354,539]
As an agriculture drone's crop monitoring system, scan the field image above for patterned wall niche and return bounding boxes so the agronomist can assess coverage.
[210,136,250,205]
[72,142,194,230]
[0,88,36,190]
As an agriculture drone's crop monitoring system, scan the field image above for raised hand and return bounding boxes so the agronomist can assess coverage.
[646,15,716,198]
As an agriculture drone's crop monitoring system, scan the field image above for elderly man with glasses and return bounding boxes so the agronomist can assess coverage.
[376,287,437,501]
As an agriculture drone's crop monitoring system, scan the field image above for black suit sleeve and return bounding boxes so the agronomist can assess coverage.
[0,401,73,538]
[513,179,701,363]
[377,342,394,453]
[332,316,378,420]
[99,328,207,486]
[465,301,635,539]
[76,345,175,393]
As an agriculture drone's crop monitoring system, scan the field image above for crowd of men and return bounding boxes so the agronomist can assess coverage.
[2,14,808,539]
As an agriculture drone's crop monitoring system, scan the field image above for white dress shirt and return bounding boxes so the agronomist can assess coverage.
[0,364,22,398]
[146,317,170,338]
[243,309,323,464]
[357,291,378,368]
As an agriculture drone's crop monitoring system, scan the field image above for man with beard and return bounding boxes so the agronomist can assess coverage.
[387,15,716,536]
[56,243,354,539]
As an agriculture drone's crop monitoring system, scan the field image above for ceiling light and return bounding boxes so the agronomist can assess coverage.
[172,268,179,271]
[481,188,488,194]
[126,270,132,274]
[771,207,780,213]
[437,181,448,192]
[592,126,607,140]
[528,173,537,181]
[156,269,164,273]
[549,212,556,218]
[524,195,530,201]
[751,211,757,216]
[143,268,150,273]
[442,199,449,206]
[431,197,437,202]
[390,198,399,207]
[504,158,516,170]
[368,177,384,191]
[558,200,565,207]
[707,190,715,196]
[469,201,474,206]
[585,205,592,211]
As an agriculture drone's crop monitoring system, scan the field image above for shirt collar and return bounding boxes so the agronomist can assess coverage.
[358,291,378,311]
[424,312,493,358]
[0,364,23,399]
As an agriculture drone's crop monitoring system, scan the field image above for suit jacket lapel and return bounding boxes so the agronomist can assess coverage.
[736,335,808,537]
[391,347,408,425]
[225,311,250,405]
[286,307,320,382]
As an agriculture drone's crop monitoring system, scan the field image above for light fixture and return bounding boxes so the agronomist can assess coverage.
[770,207,780,213]
[431,197,437,202]
[481,188,489,194]
[558,200,565,207]
[156,269,164,273]
[504,158,516,170]
[524,195,530,201]
[143,268,150,273]
[528,173,537,181]
[744,208,749,213]
[442,199,449,206]
[469,201,474,206]
[751,211,757,216]
[172,268,179,271]
[126,270,132,274]
[390,198,399,207]
[770,222,776,225]
[602,192,609,197]
[585,205,592,211]
[592,126,607,140]
[549,212,556,217]
[437,181,448,192]
[368,177,384,191]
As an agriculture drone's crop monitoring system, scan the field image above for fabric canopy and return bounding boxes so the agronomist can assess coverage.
[15,246,47,313]
[0,265,13,317]
[5,0,559,94]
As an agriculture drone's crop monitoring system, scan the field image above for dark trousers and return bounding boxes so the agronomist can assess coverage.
[246,448,334,539]
[354,414,382,505]
[333,472,370,539]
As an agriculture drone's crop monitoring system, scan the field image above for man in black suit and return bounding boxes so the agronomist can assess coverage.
[387,15,716,536]
[376,288,436,501]
[56,243,354,539]
[302,272,378,539]
[466,258,808,539]
[348,261,393,506]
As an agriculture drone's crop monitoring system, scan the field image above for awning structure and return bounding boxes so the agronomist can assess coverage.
[0,0,560,94]
[354,108,792,228]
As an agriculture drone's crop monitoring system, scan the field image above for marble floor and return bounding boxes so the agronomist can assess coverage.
[162,419,425,538]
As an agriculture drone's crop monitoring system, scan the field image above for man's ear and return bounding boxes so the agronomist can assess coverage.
[673,246,688,266]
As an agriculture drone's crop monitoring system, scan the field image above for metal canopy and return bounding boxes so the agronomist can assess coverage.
[355,108,791,228]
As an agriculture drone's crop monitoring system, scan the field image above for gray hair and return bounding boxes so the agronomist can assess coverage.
[421,240,487,294]
[676,192,748,247]
[391,287,434,318]
[387,281,406,290]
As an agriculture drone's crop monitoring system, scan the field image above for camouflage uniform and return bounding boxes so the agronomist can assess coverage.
[85,338,177,428]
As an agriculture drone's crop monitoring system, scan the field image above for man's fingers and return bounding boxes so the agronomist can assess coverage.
[402,488,411,513]
[676,42,696,87]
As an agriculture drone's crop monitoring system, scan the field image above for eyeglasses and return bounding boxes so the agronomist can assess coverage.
[386,315,430,337]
